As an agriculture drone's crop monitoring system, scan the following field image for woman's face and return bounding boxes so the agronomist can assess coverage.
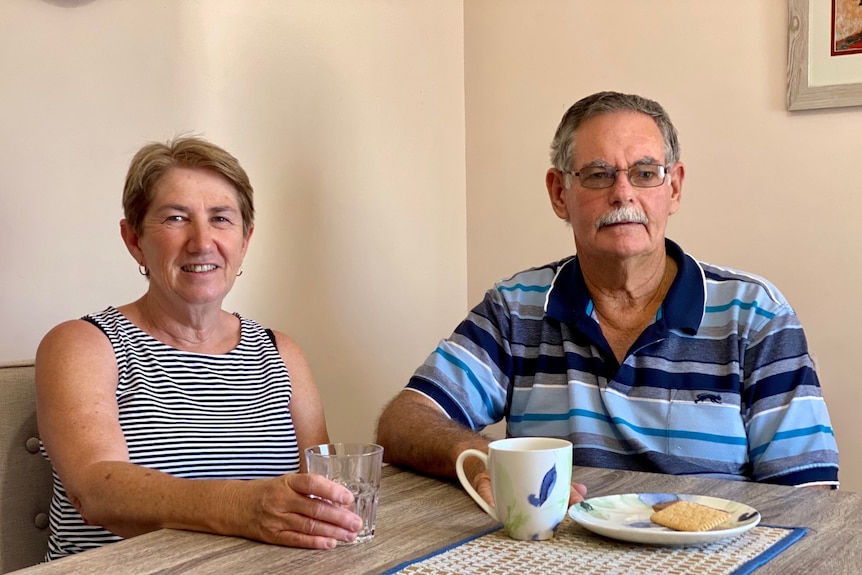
[122,166,253,310]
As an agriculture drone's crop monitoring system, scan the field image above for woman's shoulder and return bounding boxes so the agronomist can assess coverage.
[245,324,305,364]
[36,314,117,378]
[40,308,117,346]
[232,313,289,346]
[268,329,301,353]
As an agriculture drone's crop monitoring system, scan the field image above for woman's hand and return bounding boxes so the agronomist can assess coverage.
[241,473,363,549]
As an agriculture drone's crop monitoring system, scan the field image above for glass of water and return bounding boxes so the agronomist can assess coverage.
[305,443,384,544]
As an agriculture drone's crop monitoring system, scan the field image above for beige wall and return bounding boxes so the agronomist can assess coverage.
[2,0,859,493]
[465,0,861,491]
[0,0,466,446]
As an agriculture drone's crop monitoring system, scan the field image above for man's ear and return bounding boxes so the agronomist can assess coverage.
[546,168,570,221]
[668,162,684,215]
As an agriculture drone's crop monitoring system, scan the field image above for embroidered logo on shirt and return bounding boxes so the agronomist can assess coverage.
[694,393,722,404]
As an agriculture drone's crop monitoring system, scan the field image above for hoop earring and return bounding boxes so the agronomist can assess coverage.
[138,264,148,277]
[236,267,244,277]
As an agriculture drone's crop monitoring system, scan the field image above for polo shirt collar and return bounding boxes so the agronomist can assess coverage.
[544,238,705,334]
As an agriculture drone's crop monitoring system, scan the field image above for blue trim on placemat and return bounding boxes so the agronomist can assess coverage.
[382,523,806,575]
[730,525,807,575]
[379,526,502,575]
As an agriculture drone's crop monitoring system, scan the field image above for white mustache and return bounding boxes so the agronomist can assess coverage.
[595,206,649,229]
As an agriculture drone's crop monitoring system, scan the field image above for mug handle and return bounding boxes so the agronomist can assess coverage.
[455,449,498,520]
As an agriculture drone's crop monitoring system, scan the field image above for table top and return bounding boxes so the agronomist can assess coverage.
[13,465,861,575]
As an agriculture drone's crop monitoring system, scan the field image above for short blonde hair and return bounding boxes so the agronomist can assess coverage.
[122,136,254,237]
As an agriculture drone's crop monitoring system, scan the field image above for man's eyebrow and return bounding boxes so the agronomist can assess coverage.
[579,159,614,169]
[578,156,664,169]
[632,156,663,165]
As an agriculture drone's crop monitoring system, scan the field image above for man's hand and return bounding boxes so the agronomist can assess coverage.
[472,469,588,508]
[471,469,494,506]
[570,481,588,505]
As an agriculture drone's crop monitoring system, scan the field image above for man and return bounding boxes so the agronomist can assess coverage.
[376,91,839,505]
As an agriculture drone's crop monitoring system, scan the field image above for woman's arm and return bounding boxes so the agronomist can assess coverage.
[271,330,330,473]
[36,320,361,548]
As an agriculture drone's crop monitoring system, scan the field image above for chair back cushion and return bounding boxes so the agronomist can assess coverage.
[0,360,53,573]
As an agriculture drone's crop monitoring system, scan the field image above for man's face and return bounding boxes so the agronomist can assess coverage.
[546,111,683,264]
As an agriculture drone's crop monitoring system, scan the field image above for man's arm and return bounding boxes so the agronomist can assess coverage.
[376,390,588,506]
[376,390,494,498]
[742,304,840,488]
[377,389,491,477]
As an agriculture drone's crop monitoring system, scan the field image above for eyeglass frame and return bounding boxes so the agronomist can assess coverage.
[561,162,671,189]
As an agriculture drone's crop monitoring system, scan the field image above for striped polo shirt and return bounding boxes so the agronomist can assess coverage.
[45,307,298,560]
[407,240,839,487]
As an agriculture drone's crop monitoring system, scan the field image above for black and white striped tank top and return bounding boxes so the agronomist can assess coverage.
[45,306,299,561]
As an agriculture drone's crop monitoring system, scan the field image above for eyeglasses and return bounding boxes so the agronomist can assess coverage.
[563,163,669,189]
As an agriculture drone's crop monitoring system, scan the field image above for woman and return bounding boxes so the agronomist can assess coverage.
[35,137,362,560]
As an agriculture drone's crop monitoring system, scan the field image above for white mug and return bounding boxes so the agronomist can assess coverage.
[455,437,573,540]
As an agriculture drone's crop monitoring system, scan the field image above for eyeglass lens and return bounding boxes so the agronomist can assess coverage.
[576,164,666,189]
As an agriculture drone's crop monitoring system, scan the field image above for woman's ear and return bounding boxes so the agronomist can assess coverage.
[119,219,144,264]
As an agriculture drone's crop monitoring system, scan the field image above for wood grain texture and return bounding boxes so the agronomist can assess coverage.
[11,465,861,575]
[787,0,862,110]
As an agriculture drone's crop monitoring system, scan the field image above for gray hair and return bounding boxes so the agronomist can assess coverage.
[549,91,681,179]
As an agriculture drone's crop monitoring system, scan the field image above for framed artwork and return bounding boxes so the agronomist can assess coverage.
[787,0,862,110]
[832,0,862,55]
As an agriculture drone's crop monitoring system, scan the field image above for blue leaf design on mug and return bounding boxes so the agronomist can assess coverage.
[527,464,556,507]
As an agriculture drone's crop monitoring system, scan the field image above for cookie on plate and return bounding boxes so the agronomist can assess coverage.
[650,500,730,532]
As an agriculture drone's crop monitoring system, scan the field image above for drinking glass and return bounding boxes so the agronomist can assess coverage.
[305,443,383,544]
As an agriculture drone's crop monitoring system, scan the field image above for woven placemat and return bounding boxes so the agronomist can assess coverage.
[386,519,805,575]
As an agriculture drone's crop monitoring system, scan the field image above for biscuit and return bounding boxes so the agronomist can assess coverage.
[650,500,730,532]
[650,500,676,513]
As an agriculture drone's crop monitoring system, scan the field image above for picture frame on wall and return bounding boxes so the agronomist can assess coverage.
[832,0,862,56]
[787,0,862,110]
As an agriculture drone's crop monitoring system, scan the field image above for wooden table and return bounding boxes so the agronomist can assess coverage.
[12,465,861,575]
